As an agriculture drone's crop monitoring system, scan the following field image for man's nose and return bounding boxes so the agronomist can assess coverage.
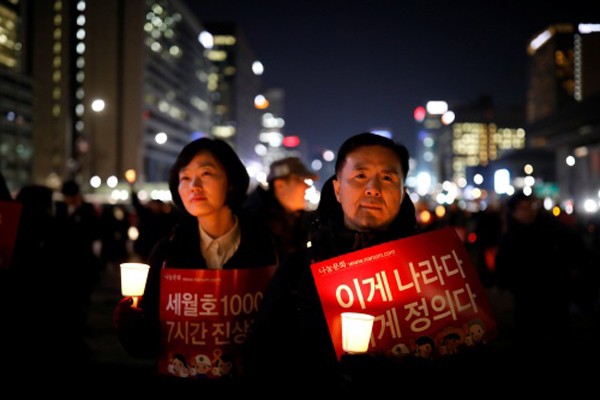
[365,179,382,197]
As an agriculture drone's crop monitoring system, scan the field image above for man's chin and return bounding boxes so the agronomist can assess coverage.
[354,217,390,232]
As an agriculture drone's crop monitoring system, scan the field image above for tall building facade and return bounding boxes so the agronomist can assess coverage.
[526,23,600,206]
[30,0,215,196]
[4,0,284,200]
[0,0,34,193]
[203,21,262,167]
[202,22,313,187]
[527,23,600,124]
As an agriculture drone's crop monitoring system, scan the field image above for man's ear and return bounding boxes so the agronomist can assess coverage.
[332,178,341,203]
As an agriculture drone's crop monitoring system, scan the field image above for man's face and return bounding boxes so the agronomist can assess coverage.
[333,145,404,232]
[273,175,309,212]
[512,198,538,225]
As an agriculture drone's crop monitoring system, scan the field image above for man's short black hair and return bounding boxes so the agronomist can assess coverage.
[334,132,410,180]
[61,180,81,196]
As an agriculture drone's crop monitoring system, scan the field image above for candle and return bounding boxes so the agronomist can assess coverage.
[119,262,150,307]
[341,312,375,354]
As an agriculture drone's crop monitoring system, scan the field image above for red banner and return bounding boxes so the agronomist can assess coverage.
[158,265,276,379]
[311,227,497,361]
[0,201,22,269]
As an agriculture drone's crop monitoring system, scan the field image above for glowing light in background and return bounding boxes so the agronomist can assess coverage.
[254,94,269,109]
[282,135,300,148]
[252,60,264,75]
[155,131,167,144]
[494,168,510,194]
[413,106,426,122]
[425,101,448,115]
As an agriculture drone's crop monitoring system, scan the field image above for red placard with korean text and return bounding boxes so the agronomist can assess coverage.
[157,265,276,379]
[0,201,22,269]
[311,227,498,361]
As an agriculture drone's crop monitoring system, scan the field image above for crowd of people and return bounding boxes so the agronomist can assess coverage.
[2,132,599,391]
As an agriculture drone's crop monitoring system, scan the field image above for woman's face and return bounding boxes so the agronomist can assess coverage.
[177,150,229,218]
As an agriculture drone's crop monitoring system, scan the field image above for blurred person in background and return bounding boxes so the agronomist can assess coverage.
[0,170,11,200]
[98,203,131,267]
[55,179,102,310]
[7,184,92,377]
[494,192,593,358]
[244,156,318,264]
[129,181,178,262]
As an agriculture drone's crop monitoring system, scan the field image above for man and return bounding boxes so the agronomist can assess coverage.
[55,180,102,307]
[494,192,588,354]
[244,156,318,263]
[242,133,419,394]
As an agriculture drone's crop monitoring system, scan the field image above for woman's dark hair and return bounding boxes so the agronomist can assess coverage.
[335,132,410,180]
[168,137,250,214]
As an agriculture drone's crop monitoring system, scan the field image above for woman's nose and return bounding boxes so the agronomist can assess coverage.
[190,176,204,187]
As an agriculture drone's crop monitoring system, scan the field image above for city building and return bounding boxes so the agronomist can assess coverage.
[29,0,218,199]
[0,0,34,193]
[412,97,525,205]
[442,97,527,191]
[2,0,291,203]
[526,23,600,210]
[203,21,263,165]
[412,23,600,213]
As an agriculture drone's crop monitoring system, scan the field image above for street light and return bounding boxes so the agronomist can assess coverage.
[86,98,105,191]
[91,98,105,112]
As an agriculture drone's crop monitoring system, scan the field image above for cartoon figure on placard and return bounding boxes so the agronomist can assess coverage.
[436,327,465,356]
[414,335,435,360]
[168,353,191,378]
[189,353,212,380]
[213,353,235,378]
[210,349,227,378]
[464,319,487,347]
[389,342,411,358]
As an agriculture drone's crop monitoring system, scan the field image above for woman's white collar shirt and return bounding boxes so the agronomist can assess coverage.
[199,218,241,270]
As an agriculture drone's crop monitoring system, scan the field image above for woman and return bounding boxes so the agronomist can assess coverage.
[114,138,278,392]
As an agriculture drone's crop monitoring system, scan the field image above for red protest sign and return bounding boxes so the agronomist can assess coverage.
[311,227,497,361]
[157,266,276,379]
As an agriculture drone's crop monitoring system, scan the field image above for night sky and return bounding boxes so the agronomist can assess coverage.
[183,0,595,156]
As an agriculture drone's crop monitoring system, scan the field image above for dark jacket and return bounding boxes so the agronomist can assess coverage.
[242,180,419,395]
[244,184,315,264]
[495,208,584,342]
